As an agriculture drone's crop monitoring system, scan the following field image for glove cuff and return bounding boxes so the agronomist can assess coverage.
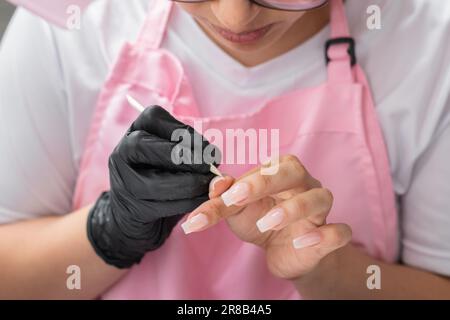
[87,191,142,269]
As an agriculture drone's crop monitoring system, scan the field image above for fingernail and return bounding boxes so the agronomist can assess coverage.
[261,156,279,166]
[256,208,285,233]
[181,213,209,234]
[221,182,249,207]
[209,176,225,193]
[293,233,321,249]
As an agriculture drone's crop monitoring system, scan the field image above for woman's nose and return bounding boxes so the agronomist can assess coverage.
[211,0,260,32]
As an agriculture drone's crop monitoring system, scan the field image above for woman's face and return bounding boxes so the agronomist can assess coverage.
[177,0,330,66]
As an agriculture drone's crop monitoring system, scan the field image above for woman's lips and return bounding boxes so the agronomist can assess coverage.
[209,23,275,44]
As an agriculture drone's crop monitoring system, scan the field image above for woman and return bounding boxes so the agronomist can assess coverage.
[0,0,449,299]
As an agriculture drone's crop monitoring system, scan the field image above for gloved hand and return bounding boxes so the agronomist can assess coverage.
[87,106,220,269]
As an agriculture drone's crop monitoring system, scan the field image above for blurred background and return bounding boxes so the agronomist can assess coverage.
[0,1,15,41]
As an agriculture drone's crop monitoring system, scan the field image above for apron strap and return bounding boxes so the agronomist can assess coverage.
[326,0,355,83]
[136,0,174,50]
[330,0,351,38]
[136,0,354,82]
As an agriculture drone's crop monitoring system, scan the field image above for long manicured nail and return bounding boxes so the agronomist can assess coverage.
[256,208,285,233]
[209,176,225,193]
[181,213,209,234]
[293,233,321,249]
[221,182,249,207]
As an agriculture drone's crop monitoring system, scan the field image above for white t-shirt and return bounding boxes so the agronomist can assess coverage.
[0,0,449,276]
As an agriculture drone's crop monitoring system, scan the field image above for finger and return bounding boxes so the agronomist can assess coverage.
[130,106,192,142]
[220,155,316,207]
[129,106,221,167]
[256,188,333,233]
[292,223,352,257]
[208,175,235,199]
[109,156,214,201]
[235,157,318,184]
[116,130,211,174]
[180,195,245,234]
[234,164,264,180]
[114,189,209,219]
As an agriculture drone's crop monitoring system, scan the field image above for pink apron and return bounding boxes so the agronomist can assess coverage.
[72,0,399,299]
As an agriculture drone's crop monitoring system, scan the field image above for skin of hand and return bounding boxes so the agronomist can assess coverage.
[204,159,450,299]
[182,155,352,280]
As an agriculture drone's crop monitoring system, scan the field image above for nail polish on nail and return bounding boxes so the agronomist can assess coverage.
[292,233,321,249]
[256,208,285,233]
[221,182,249,207]
[209,176,225,192]
[181,213,209,234]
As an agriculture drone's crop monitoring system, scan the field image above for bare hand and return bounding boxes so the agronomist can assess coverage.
[181,155,352,280]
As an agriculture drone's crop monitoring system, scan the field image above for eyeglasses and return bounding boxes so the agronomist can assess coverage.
[172,0,329,12]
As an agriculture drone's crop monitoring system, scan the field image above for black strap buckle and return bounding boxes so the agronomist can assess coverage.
[325,37,356,66]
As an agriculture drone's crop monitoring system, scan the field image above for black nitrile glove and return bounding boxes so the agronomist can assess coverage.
[87,106,220,269]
